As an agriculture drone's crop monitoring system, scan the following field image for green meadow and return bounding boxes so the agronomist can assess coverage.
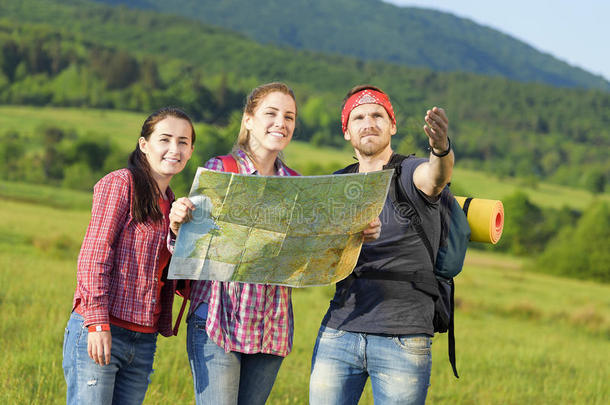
[1,189,608,404]
[1,106,609,404]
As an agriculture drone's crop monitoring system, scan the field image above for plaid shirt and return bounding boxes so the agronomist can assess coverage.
[189,150,297,357]
[73,169,178,337]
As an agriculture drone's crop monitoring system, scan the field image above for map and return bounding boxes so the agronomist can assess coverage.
[168,167,393,287]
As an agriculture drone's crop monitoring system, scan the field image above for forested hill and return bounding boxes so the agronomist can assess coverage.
[93,0,610,91]
[1,0,609,191]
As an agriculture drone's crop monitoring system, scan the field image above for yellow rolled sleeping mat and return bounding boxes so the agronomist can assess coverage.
[454,197,504,244]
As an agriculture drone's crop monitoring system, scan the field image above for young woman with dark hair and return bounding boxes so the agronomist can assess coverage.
[62,107,195,405]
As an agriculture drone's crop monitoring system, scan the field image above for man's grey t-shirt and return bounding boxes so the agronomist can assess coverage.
[322,157,441,336]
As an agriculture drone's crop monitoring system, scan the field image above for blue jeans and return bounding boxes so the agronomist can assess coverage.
[62,312,158,405]
[186,312,284,405]
[309,325,432,405]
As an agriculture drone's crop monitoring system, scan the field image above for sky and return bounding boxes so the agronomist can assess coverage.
[383,0,610,82]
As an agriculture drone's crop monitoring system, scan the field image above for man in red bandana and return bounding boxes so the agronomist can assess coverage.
[309,85,453,405]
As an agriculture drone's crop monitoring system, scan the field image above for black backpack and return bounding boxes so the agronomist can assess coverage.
[340,154,471,378]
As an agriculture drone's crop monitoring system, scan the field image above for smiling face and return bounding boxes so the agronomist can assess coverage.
[244,91,296,154]
[344,103,396,157]
[139,116,193,182]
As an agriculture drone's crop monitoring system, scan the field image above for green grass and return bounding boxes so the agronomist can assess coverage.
[0,180,92,210]
[1,186,609,404]
[0,105,144,149]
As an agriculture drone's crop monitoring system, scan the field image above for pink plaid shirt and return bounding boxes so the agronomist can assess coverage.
[189,150,298,357]
[73,169,178,337]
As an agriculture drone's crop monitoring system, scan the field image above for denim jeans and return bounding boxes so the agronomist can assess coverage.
[309,325,432,405]
[62,312,158,405]
[186,312,284,405]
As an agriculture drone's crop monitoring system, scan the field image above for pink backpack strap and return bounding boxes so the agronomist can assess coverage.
[218,154,239,173]
[172,280,191,336]
[285,166,300,176]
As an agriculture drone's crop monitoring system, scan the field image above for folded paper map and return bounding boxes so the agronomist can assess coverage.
[168,168,393,287]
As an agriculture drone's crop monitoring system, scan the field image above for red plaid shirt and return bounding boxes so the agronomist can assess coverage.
[73,169,178,337]
[188,150,297,357]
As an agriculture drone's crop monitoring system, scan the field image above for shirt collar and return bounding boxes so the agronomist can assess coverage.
[235,149,290,176]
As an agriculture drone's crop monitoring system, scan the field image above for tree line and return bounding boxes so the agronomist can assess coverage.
[0,23,246,123]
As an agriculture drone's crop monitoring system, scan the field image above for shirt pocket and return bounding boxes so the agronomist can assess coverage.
[134,221,155,236]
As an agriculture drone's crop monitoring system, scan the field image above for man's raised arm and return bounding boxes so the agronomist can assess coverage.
[413,106,454,197]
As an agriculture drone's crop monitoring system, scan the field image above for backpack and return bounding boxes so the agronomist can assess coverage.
[340,153,471,378]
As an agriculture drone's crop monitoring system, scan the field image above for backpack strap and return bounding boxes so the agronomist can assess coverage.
[218,154,240,173]
[284,166,300,176]
[172,279,191,336]
[448,280,458,378]
[462,197,473,215]
[391,162,436,267]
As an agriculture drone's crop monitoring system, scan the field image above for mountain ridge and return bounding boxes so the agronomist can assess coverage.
[93,0,610,91]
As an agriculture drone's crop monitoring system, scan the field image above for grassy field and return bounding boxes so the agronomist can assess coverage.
[1,182,609,404]
[0,105,145,149]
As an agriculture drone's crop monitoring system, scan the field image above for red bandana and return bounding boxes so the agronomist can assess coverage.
[341,89,396,133]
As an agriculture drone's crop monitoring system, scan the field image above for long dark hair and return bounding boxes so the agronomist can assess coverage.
[128,107,196,223]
